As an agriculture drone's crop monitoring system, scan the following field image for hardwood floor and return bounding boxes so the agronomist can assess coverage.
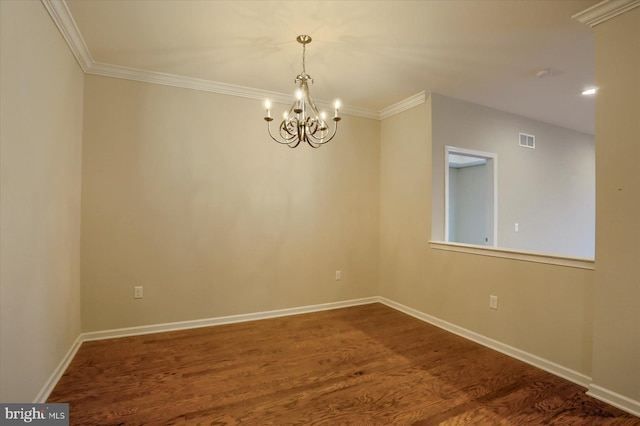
[48,303,639,425]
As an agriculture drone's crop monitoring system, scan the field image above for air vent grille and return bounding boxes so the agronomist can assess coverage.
[519,132,535,149]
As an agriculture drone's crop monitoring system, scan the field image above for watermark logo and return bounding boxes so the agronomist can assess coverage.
[1,404,68,425]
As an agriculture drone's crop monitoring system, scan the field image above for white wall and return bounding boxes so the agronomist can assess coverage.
[431,93,595,258]
[451,164,490,246]
[0,1,84,402]
[448,168,458,241]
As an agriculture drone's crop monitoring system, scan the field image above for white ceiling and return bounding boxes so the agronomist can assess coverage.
[63,0,598,134]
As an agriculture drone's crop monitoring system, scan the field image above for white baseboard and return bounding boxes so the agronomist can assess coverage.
[378,297,592,388]
[34,334,83,403]
[587,384,640,417]
[82,297,379,342]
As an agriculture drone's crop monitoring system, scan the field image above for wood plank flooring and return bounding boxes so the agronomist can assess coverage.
[48,303,639,425]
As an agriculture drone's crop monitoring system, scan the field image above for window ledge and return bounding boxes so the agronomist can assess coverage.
[428,241,595,270]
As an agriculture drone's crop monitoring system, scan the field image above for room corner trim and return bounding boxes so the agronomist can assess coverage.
[34,334,83,403]
[379,91,427,120]
[572,0,640,27]
[378,297,592,388]
[41,0,92,72]
[587,384,640,417]
[81,297,380,342]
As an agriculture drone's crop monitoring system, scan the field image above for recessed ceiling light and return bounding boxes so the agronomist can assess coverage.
[582,88,597,95]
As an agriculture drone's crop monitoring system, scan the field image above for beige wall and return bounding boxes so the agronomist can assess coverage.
[80,75,380,332]
[0,1,84,402]
[380,96,595,376]
[591,7,640,402]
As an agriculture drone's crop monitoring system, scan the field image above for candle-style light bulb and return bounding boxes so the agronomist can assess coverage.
[294,90,303,114]
[265,100,271,118]
[334,100,341,118]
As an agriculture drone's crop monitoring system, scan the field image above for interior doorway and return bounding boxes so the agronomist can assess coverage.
[445,146,498,246]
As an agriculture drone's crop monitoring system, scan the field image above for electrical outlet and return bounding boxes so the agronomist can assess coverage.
[335,270,341,281]
[134,286,143,299]
[489,295,498,310]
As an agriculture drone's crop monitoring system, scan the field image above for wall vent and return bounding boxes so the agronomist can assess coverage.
[519,132,535,149]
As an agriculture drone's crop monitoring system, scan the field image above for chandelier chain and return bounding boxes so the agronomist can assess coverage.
[302,42,306,75]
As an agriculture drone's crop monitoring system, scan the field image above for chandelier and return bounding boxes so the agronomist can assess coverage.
[264,35,341,148]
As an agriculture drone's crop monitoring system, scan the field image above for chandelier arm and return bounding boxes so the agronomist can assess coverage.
[283,115,303,142]
[304,94,322,118]
[301,84,335,144]
[288,138,302,148]
[305,117,328,139]
[281,118,304,148]
[266,121,299,146]
[305,119,321,137]
[305,121,339,146]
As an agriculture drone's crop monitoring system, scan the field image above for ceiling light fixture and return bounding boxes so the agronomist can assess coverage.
[264,35,341,148]
[582,88,597,95]
[535,68,554,78]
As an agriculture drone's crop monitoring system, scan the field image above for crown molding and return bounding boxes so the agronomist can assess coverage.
[42,0,383,120]
[88,62,294,106]
[41,0,93,71]
[88,62,380,120]
[572,0,640,27]
[379,91,426,120]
